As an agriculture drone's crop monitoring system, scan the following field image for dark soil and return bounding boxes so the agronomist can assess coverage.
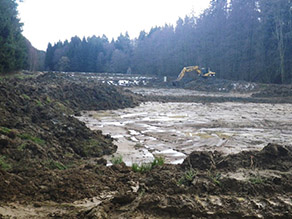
[0,71,143,173]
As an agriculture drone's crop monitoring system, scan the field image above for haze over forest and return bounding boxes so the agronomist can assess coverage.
[1,0,292,84]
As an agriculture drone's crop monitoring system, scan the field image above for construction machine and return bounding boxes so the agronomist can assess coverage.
[175,66,215,82]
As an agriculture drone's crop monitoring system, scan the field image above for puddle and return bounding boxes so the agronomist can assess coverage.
[77,100,292,166]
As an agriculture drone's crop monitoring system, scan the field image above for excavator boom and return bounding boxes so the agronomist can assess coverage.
[175,66,202,81]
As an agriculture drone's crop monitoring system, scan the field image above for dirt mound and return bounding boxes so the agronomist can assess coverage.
[252,83,292,98]
[182,143,292,172]
[0,71,143,175]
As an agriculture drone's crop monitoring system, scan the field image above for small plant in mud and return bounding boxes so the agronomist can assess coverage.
[18,133,45,145]
[151,156,165,167]
[0,126,12,135]
[46,160,67,170]
[17,143,27,151]
[178,168,197,186]
[132,163,152,173]
[111,155,123,165]
[21,94,31,100]
[208,171,222,186]
[132,157,165,173]
[0,156,12,171]
[35,99,43,106]
[249,176,265,184]
[46,96,52,103]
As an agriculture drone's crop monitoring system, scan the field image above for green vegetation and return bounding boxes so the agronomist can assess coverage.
[0,156,12,171]
[81,139,103,157]
[46,160,67,170]
[249,176,265,184]
[132,163,152,173]
[21,94,31,100]
[35,99,43,106]
[46,96,52,103]
[208,172,222,186]
[17,143,27,151]
[111,155,123,165]
[0,126,12,135]
[19,133,45,145]
[178,169,197,186]
[132,157,165,173]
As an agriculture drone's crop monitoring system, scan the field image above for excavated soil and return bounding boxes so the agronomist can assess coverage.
[1,72,292,218]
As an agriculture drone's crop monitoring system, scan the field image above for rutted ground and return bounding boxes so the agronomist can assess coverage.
[1,72,292,218]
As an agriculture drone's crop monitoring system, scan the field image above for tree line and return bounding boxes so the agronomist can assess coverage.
[45,0,292,84]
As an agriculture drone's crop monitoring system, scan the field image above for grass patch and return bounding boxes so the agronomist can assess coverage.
[111,155,123,165]
[21,94,31,100]
[81,139,103,157]
[249,176,264,184]
[132,157,165,173]
[46,96,52,103]
[152,156,165,167]
[17,143,27,151]
[208,171,222,186]
[19,133,45,145]
[0,126,11,135]
[46,160,67,170]
[35,99,43,106]
[0,156,12,171]
[132,163,152,173]
[178,168,197,185]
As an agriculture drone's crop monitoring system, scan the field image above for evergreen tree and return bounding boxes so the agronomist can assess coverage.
[0,0,27,73]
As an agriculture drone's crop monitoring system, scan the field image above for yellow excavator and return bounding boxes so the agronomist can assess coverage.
[175,66,216,81]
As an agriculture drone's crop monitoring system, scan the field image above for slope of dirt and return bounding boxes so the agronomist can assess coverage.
[252,83,292,98]
[0,71,143,176]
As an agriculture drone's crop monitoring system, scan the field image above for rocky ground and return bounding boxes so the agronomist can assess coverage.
[0,72,292,218]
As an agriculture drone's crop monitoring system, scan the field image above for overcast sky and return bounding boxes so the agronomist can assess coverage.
[18,0,211,51]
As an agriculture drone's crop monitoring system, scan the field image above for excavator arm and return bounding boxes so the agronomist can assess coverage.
[175,66,202,81]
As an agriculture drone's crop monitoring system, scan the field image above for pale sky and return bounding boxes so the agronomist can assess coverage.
[18,0,211,51]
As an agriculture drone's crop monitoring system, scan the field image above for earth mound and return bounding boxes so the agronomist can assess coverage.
[0,71,143,175]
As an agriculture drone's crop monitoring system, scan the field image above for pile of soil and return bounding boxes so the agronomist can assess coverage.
[0,72,143,173]
[252,83,292,98]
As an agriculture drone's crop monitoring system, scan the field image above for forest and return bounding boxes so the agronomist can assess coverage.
[0,0,45,73]
[1,0,292,84]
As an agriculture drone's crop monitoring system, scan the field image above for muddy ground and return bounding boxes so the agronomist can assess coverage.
[1,72,292,218]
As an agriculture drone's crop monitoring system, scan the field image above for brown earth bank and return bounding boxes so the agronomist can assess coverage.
[0,71,143,173]
[1,144,292,218]
[1,72,292,218]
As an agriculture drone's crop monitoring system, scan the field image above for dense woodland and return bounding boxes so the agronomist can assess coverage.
[1,0,292,83]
